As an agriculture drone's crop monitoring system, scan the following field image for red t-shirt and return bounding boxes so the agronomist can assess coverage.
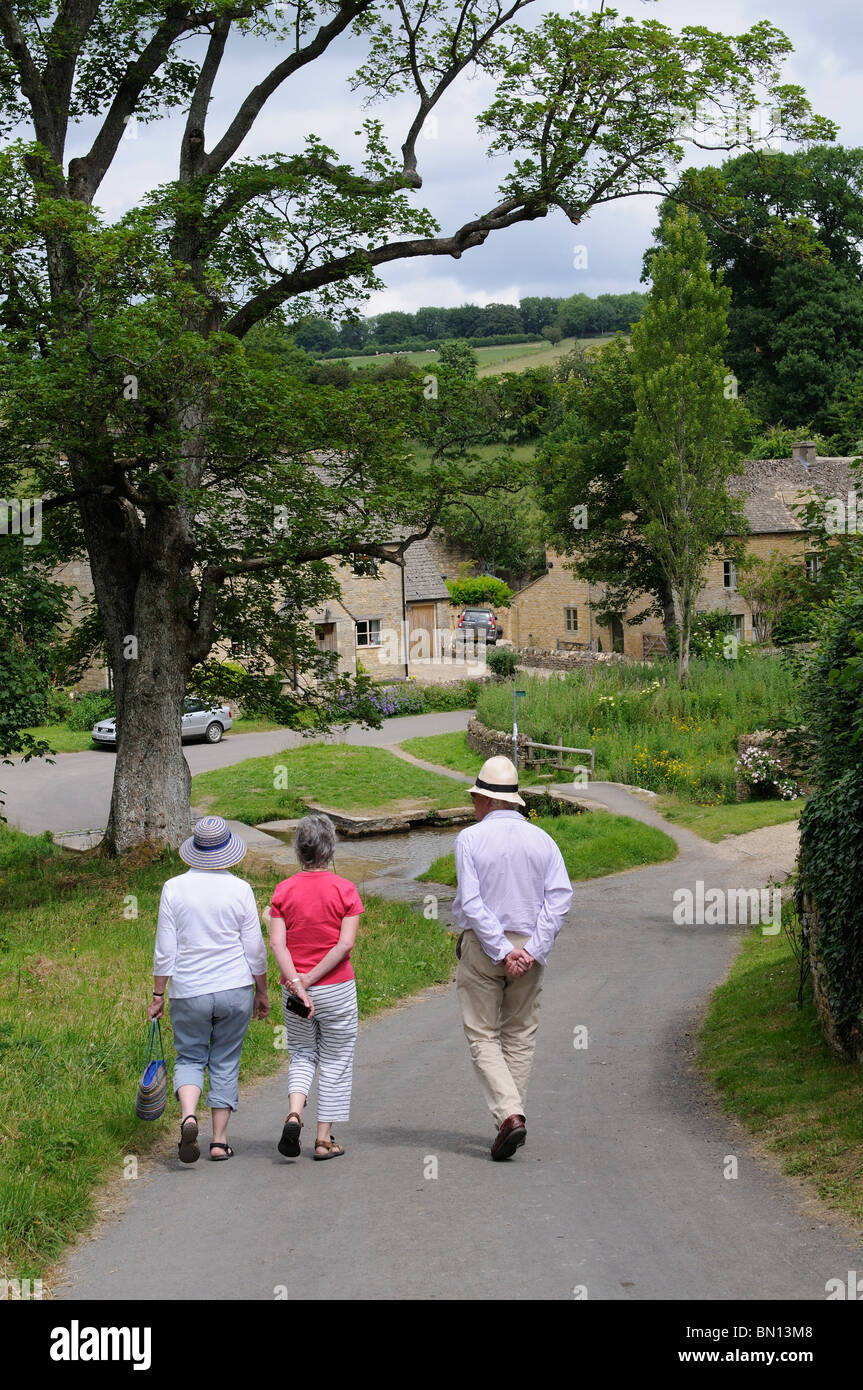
[270,871,363,987]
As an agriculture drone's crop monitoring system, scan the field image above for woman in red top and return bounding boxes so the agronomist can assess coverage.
[268,813,363,1160]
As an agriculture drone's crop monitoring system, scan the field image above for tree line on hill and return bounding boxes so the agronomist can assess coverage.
[286,291,649,356]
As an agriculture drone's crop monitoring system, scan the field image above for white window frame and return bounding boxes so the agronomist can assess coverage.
[723,560,737,590]
[564,606,579,632]
[806,553,822,582]
[733,614,745,641]
[356,618,382,648]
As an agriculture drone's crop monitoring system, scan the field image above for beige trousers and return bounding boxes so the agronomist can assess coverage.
[456,929,544,1127]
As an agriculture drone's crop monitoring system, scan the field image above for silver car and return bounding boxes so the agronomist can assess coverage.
[91,696,234,748]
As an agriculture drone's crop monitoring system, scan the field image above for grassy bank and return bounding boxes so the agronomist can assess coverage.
[655,795,806,842]
[192,743,471,823]
[700,912,863,1222]
[0,823,454,1282]
[419,809,677,886]
[477,657,800,804]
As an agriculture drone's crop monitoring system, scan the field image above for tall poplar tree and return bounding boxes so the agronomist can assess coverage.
[628,206,748,681]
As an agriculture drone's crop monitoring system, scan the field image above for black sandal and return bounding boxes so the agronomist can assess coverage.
[178,1115,199,1164]
[278,1111,303,1158]
[209,1141,234,1161]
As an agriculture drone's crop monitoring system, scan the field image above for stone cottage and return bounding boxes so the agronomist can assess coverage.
[509,444,857,658]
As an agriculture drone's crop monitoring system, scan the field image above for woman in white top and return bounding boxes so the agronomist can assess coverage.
[149,816,269,1163]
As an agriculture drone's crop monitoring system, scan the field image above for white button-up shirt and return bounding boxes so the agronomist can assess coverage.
[451,808,573,964]
[154,869,268,998]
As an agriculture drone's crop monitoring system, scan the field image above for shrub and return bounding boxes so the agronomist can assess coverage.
[67,690,115,730]
[420,679,482,712]
[446,576,512,609]
[486,648,520,677]
[42,685,74,724]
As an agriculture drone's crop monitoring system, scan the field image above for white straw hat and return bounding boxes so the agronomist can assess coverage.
[468,755,525,807]
[179,815,247,869]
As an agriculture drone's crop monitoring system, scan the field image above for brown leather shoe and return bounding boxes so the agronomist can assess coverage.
[491,1114,527,1161]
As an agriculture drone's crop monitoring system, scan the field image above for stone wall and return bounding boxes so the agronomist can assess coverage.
[513,646,630,672]
[466,716,528,762]
[735,729,813,802]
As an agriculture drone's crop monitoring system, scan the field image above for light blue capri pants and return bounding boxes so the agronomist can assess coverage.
[170,985,254,1111]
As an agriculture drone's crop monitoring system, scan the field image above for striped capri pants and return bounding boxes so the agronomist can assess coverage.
[282,978,358,1123]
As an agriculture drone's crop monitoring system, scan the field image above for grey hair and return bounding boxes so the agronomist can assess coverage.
[294,812,337,869]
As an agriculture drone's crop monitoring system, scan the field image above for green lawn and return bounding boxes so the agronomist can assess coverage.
[700,910,863,1222]
[400,731,484,776]
[0,822,454,1282]
[655,795,806,842]
[419,808,676,886]
[16,716,282,755]
[192,743,472,823]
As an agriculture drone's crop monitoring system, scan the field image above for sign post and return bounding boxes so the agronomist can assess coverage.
[513,688,526,769]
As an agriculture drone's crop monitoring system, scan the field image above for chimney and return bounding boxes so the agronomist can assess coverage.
[792,441,817,469]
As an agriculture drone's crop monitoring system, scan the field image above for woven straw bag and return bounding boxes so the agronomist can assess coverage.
[135,1018,168,1121]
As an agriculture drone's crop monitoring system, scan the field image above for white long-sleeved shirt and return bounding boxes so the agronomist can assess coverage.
[451,809,573,965]
[153,869,268,999]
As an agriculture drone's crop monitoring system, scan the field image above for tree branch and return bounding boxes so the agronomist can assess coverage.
[201,0,375,181]
[223,196,547,338]
[0,0,56,151]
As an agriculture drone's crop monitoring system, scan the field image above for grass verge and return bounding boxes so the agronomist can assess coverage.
[17,717,282,755]
[699,913,863,1222]
[655,795,806,842]
[192,743,471,823]
[0,822,454,1282]
[419,808,677,886]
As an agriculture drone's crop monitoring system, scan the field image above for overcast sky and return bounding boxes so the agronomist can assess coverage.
[80,0,863,317]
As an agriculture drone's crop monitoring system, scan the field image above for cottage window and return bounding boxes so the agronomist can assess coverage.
[564,607,579,632]
[723,560,737,590]
[733,614,745,641]
[356,619,382,647]
[805,553,822,582]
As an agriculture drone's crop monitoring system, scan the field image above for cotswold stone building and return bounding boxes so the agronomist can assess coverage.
[510,446,857,658]
[309,537,452,682]
[63,535,453,692]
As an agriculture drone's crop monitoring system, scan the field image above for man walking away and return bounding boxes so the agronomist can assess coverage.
[453,756,573,1161]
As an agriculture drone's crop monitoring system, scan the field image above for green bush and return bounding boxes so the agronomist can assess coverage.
[67,690,115,730]
[420,679,482,712]
[446,576,512,609]
[41,686,74,724]
[486,648,520,677]
[797,768,863,1056]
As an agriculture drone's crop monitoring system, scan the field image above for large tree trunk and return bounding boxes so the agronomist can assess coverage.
[73,466,198,855]
[104,606,193,856]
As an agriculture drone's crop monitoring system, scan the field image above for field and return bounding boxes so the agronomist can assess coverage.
[338,335,616,377]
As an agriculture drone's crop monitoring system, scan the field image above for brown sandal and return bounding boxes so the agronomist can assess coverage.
[278,1111,303,1158]
[178,1115,200,1165]
[313,1136,345,1161]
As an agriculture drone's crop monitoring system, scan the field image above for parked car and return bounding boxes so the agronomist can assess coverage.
[91,697,233,748]
[457,608,499,645]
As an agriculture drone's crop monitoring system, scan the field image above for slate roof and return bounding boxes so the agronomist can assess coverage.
[402,539,451,603]
[730,457,859,534]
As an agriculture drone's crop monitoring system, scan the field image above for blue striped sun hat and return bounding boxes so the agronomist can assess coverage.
[179,815,247,870]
